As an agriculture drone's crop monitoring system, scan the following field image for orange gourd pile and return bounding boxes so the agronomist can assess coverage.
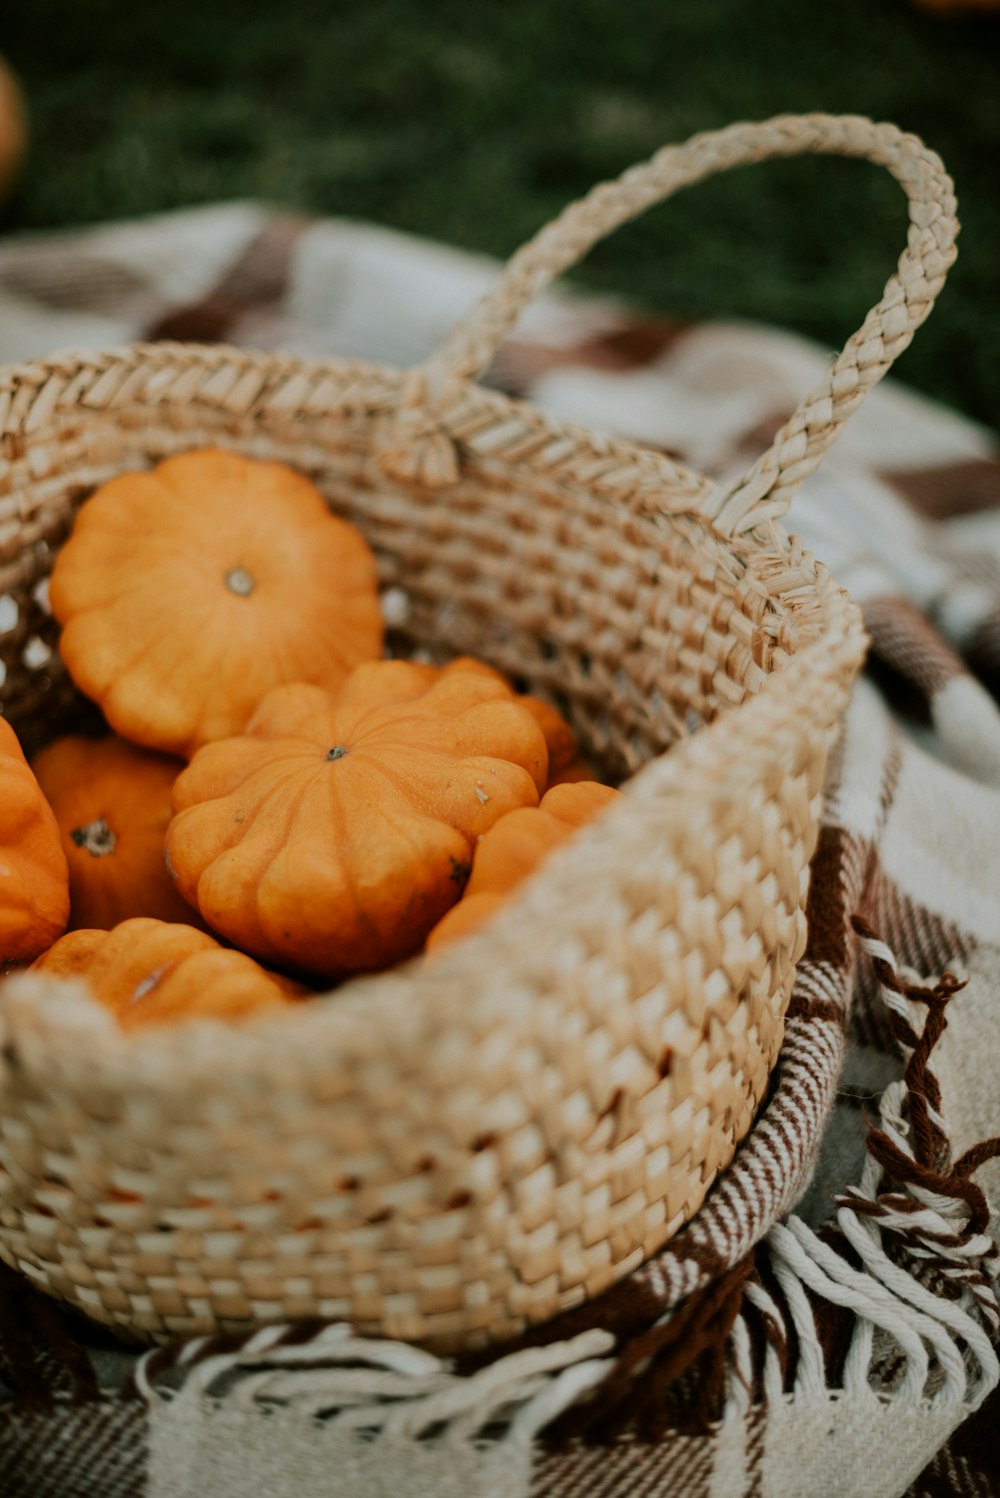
[1,449,619,1025]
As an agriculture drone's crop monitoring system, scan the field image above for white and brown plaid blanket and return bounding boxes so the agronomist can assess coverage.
[0,204,998,1498]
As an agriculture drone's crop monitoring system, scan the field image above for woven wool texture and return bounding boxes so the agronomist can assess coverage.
[0,115,998,1497]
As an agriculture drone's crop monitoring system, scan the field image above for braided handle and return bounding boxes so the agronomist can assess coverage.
[420,114,957,535]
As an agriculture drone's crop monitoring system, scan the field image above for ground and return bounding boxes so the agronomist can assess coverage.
[4,0,998,425]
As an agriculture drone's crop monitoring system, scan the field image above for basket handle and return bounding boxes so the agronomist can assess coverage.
[389,114,957,536]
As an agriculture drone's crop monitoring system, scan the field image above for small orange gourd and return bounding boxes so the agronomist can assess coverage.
[166,659,549,977]
[521,696,578,783]
[0,717,70,965]
[405,656,581,785]
[32,918,308,1028]
[547,756,602,787]
[31,734,203,931]
[426,780,621,951]
[49,448,383,758]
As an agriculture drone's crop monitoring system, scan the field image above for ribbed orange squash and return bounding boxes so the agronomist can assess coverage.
[32,918,308,1028]
[426,780,621,951]
[0,717,70,965]
[406,656,580,784]
[49,448,383,758]
[166,660,549,977]
[31,734,201,931]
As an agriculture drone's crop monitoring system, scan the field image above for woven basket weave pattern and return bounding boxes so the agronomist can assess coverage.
[0,115,953,1348]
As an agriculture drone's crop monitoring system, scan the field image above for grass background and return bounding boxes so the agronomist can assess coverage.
[3,0,999,427]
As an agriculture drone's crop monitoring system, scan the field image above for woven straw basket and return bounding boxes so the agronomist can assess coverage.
[0,116,954,1350]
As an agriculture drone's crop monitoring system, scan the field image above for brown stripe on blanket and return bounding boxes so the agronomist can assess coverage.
[879,458,1000,521]
[486,317,689,397]
[863,596,967,700]
[864,653,935,729]
[784,987,846,1028]
[0,1400,146,1498]
[0,250,152,318]
[144,214,308,344]
[532,1430,717,1498]
[799,824,854,971]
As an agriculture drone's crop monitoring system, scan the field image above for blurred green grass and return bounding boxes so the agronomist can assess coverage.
[4,0,999,426]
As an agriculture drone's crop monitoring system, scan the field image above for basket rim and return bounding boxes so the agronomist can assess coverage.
[0,338,719,518]
[2,338,852,661]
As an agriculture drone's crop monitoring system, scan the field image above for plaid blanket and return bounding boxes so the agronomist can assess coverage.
[0,204,998,1498]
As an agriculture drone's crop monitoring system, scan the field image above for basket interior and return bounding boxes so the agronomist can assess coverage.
[0,379,800,772]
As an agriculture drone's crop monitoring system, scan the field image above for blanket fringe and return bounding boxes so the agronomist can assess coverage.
[725,924,1000,1424]
[132,1324,616,1444]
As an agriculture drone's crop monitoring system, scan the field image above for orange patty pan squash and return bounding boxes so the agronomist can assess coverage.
[32,918,308,1029]
[165,659,549,977]
[0,716,70,965]
[407,655,580,784]
[49,448,383,758]
[31,734,202,931]
[426,780,621,951]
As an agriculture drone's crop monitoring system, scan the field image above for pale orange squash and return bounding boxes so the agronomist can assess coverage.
[0,717,70,965]
[426,780,621,951]
[31,734,202,931]
[166,659,548,977]
[403,656,580,785]
[49,448,383,758]
[32,918,308,1028]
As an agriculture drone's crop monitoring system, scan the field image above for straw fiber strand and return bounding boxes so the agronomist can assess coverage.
[0,115,947,1350]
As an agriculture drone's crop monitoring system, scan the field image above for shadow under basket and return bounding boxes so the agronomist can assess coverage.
[0,113,957,1349]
